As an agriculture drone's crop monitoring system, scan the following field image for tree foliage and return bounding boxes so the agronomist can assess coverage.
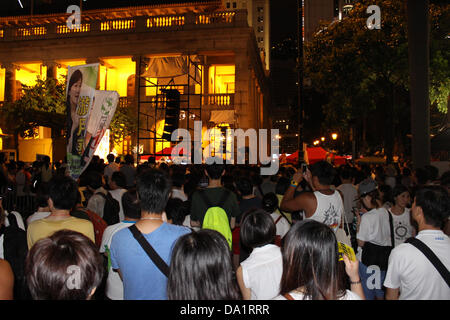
[1,76,137,148]
[304,0,450,135]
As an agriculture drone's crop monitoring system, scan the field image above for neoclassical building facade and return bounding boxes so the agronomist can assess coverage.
[0,1,270,162]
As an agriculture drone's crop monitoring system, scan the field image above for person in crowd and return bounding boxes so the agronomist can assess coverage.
[190,159,240,230]
[385,165,397,189]
[355,179,393,300]
[260,174,277,196]
[337,166,358,248]
[26,185,51,225]
[262,192,291,243]
[236,209,283,300]
[281,161,343,232]
[400,167,413,188]
[27,176,95,249]
[25,230,103,300]
[170,172,188,202]
[86,171,108,219]
[100,189,140,300]
[120,154,136,189]
[109,171,127,221]
[104,154,119,187]
[236,177,263,225]
[275,177,292,223]
[110,169,190,300]
[384,186,450,300]
[0,258,14,300]
[275,220,364,300]
[388,185,414,246]
[165,198,188,227]
[379,184,394,209]
[40,156,52,184]
[167,229,241,300]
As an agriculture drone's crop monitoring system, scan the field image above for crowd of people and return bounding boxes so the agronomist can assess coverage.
[0,152,448,300]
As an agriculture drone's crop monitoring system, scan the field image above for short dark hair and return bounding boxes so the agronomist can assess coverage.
[310,161,336,185]
[424,165,439,181]
[340,166,353,181]
[25,230,103,300]
[240,209,276,249]
[122,189,141,219]
[414,186,449,228]
[111,171,126,189]
[262,192,279,213]
[171,173,185,188]
[236,177,253,196]
[165,198,186,225]
[379,184,393,204]
[280,220,346,300]
[86,171,103,190]
[48,176,78,210]
[205,159,225,180]
[275,177,290,195]
[124,154,134,165]
[136,169,172,214]
[107,154,115,163]
[392,184,409,199]
[167,229,241,300]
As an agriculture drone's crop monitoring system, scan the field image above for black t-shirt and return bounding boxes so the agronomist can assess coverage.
[238,197,263,224]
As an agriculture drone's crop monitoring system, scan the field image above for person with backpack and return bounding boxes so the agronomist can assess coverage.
[384,186,450,300]
[262,192,291,246]
[109,169,190,300]
[190,159,240,242]
[86,171,120,225]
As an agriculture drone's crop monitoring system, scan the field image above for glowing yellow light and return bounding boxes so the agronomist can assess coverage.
[332,133,338,140]
[313,140,320,145]
[321,137,325,141]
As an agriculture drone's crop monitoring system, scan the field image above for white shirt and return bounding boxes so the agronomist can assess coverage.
[357,208,392,247]
[104,162,120,183]
[26,211,51,226]
[240,244,283,300]
[388,208,413,247]
[384,230,450,300]
[274,289,362,300]
[308,190,344,232]
[99,220,137,300]
[270,212,290,239]
[171,188,187,202]
[87,187,108,218]
[109,188,127,221]
[337,183,358,222]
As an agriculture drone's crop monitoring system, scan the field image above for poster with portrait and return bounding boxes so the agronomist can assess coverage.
[79,90,119,175]
[66,63,99,179]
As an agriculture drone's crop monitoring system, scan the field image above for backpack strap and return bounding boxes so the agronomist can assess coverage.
[217,189,230,208]
[128,225,170,277]
[388,210,395,248]
[277,207,292,225]
[405,237,450,288]
[275,215,283,225]
[283,293,295,300]
[198,190,213,208]
[7,212,19,229]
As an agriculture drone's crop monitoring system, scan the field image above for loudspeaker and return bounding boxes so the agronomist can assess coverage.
[161,89,180,141]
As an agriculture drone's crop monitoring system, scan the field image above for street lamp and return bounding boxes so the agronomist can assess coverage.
[313,140,320,145]
[331,133,338,140]
[321,137,325,142]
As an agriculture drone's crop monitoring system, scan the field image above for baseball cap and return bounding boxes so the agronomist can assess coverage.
[358,179,378,197]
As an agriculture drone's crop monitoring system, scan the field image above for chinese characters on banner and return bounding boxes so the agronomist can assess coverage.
[66,64,119,179]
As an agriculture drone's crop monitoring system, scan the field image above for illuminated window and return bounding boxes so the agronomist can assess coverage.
[209,65,235,94]
[258,16,264,23]
[257,26,264,32]
[257,7,264,13]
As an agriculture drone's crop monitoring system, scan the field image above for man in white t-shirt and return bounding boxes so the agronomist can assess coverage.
[281,161,343,232]
[108,171,127,221]
[99,189,140,300]
[384,186,450,300]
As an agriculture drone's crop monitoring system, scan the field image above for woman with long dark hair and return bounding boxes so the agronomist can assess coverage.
[167,229,241,300]
[66,69,83,155]
[275,220,364,300]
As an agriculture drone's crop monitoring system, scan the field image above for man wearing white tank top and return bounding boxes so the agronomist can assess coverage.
[280,161,343,232]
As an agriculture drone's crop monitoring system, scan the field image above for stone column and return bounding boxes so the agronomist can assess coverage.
[2,63,17,103]
[44,61,58,80]
[234,49,252,130]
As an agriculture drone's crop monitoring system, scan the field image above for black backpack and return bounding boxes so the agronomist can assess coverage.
[1,213,30,300]
[95,192,120,226]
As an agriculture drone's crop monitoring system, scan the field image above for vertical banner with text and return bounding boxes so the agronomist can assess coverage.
[80,90,119,175]
[66,63,99,179]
